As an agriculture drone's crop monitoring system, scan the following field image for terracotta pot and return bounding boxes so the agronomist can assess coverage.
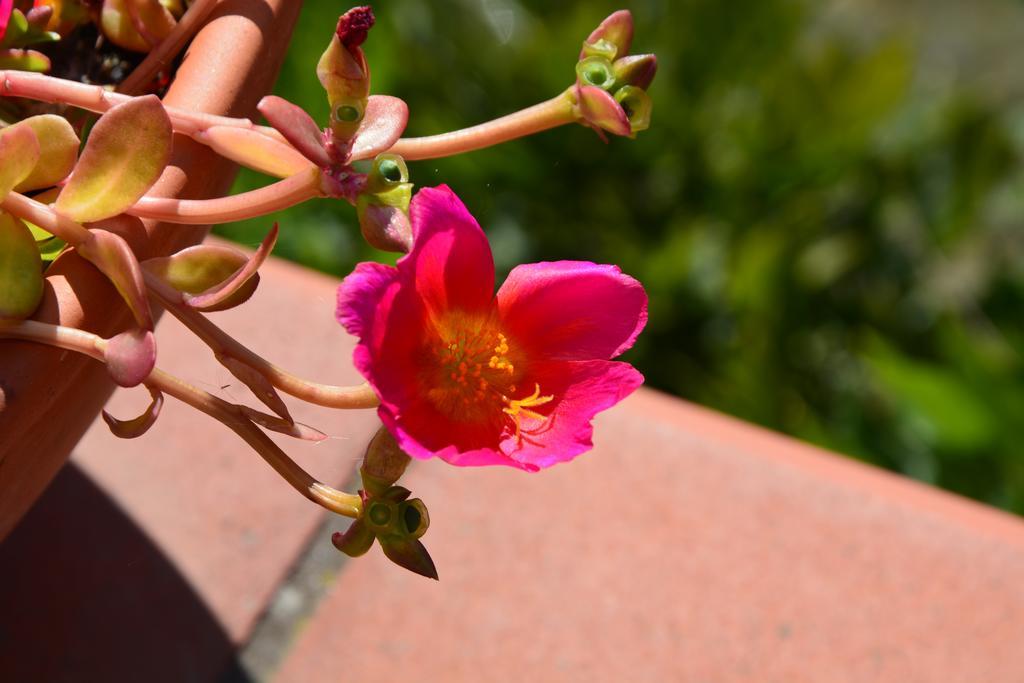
[0,0,302,540]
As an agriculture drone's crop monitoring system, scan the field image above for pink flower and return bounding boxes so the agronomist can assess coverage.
[337,185,647,471]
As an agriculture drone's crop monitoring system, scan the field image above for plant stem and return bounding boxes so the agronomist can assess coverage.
[117,0,220,95]
[128,167,323,225]
[0,319,363,518]
[0,70,284,141]
[144,271,380,409]
[1,191,91,245]
[384,90,577,161]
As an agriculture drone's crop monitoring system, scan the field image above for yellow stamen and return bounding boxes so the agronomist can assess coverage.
[503,383,554,443]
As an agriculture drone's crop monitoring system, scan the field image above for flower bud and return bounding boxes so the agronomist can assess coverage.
[318,7,375,144]
[360,426,411,497]
[612,53,657,91]
[580,9,633,61]
[356,154,413,252]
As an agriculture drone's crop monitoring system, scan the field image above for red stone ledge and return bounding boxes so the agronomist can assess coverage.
[3,245,1023,681]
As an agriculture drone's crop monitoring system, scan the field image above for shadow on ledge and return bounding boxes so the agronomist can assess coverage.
[0,463,250,683]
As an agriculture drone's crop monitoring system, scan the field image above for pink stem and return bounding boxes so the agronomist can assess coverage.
[143,271,380,409]
[1,191,91,245]
[385,91,577,160]
[0,70,284,141]
[127,167,323,225]
[0,319,363,518]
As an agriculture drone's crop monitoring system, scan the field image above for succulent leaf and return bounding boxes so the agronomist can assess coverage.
[56,94,172,223]
[0,114,79,192]
[77,229,154,330]
[103,328,156,387]
[257,96,332,168]
[102,385,163,438]
[0,124,40,198]
[182,223,277,312]
[200,125,315,179]
[0,211,44,320]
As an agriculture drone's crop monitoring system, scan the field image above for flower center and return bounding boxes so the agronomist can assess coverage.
[423,312,553,442]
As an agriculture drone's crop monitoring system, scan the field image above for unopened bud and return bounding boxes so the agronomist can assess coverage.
[612,53,657,91]
[318,7,375,143]
[580,10,634,61]
[357,154,413,252]
[360,426,411,496]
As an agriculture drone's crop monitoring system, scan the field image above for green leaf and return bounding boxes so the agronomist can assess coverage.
[56,95,172,223]
[0,115,80,193]
[0,212,44,320]
[0,48,51,72]
[0,124,40,198]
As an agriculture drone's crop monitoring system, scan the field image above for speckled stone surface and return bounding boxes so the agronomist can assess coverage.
[4,247,1024,682]
[275,391,1024,682]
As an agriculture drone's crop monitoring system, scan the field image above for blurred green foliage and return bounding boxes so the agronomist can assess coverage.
[217,0,1024,512]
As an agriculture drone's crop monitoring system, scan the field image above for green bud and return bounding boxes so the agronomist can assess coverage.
[614,86,652,134]
[360,426,412,497]
[612,54,657,91]
[576,56,616,91]
[581,38,618,61]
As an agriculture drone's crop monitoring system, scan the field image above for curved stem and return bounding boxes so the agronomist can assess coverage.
[1,191,91,245]
[0,319,363,518]
[0,70,284,141]
[144,271,380,409]
[384,90,577,161]
[128,167,323,225]
[117,0,220,95]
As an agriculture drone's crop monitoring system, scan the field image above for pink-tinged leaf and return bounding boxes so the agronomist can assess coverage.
[218,354,292,421]
[257,96,332,168]
[122,0,175,47]
[0,212,43,320]
[56,94,172,223]
[581,9,633,60]
[350,96,409,161]
[0,115,79,192]
[103,328,156,387]
[612,53,657,90]
[0,49,50,72]
[102,385,163,438]
[78,229,154,330]
[238,405,328,442]
[184,223,277,312]
[142,242,259,312]
[100,0,170,52]
[358,202,411,253]
[577,85,630,137]
[199,125,314,179]
[0,124,39,198]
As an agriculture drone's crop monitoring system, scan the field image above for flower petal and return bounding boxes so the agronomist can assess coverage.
[403,185,495,318]
[501,360,644,470]
[497,261,647,361]
[336,261,400,340]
